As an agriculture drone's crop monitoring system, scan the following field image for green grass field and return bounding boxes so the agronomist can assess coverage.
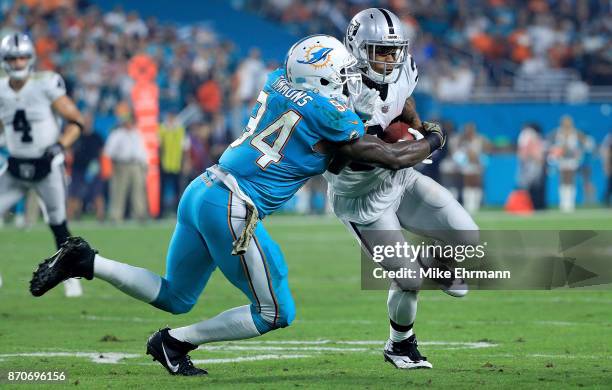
[1,210,611,389]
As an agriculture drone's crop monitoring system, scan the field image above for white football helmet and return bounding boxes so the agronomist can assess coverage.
[1,33,36,80]
[285,34,362,100]
[345,8,410,84]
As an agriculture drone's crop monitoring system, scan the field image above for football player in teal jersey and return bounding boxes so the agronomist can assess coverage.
[30,35,446,376]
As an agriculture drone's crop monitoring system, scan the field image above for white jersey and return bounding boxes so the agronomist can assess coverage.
[0,71,66,158]
[324,57,419,199]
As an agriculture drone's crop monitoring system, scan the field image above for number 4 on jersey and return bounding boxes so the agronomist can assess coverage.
[231,91,302,169]
[13,109,33,143]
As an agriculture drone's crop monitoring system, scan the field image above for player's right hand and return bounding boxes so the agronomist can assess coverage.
[350,87,380,122]
[43,142,64,161]
[422,121,446,150]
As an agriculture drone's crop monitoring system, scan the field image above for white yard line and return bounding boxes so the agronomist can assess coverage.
[80,314,162,323]
[0,352,140,364]
[233,340,497,349]
[199,345,373,352]
[191,354,310,364]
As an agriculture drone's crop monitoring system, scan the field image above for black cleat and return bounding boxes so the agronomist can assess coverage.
[29,237,96,297]
[146,328,207,376]
[383,335,433,369]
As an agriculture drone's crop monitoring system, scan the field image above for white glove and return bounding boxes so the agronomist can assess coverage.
[350,87,380,121]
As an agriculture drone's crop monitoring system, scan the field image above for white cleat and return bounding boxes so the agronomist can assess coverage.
[440,277,468,298]
[419,254,468,298]
[383,336,433,369]
[63,278,83,297]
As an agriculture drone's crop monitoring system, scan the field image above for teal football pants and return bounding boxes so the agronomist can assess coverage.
[151,171,295,333]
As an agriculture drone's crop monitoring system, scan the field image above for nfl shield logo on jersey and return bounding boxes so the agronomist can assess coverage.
[381,105,389,113]
[19,163,36,180]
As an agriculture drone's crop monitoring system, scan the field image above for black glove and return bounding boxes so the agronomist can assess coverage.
[422,121,446,151]
[43,142,64,161]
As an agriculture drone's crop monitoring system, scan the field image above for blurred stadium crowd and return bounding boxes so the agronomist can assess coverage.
[242,0,612,100]
[0,0,610,226]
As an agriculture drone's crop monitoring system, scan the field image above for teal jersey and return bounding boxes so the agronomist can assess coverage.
[219,68,364,217]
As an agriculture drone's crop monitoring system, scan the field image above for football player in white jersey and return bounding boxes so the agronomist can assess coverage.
[0,33,85,297]
[324,8,479,369]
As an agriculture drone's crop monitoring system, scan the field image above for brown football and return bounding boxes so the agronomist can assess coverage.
[381,121,415,143]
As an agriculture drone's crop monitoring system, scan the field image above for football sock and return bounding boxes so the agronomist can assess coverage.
[390,320,414,342]
[49,221,70,249]
[93,254,161,303]
[462,187,482,214]
[387,287,417,342]
[169,305,261,345]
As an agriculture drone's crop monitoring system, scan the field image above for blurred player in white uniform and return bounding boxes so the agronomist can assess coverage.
[549,115,582,213]
[324,9,479,369]
[0,33,85,297]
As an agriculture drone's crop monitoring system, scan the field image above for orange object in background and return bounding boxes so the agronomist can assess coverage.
[471,32,496,57]
[128,54,160,218]
[21,0,74,12]
[35,35,58,70]
[197,79,222,114]
[505,190,534,215]
[100,154,113,180]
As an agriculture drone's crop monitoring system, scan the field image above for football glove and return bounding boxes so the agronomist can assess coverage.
[350,87,380,122]
[43,142,64,161]
[422,121,446,150]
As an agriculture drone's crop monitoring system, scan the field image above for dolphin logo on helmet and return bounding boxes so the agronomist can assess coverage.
[297,46,334,67]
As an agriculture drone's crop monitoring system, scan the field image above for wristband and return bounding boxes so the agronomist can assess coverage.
[67,120,85,132]
[424,132,442,152]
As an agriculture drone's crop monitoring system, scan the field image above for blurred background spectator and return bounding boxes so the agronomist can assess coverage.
[454,123,493,214]
[104,113,149,223]
[67,114,106,221]
[437,122,462,200]
[158,112,188,218]
[549,115,582,212]
[517,123,546,210]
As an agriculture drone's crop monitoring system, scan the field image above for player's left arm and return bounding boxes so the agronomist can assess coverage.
[400,96,423,131]
[52,95,84,149]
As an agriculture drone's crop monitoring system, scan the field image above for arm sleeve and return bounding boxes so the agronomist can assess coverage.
[44,72,67,102]
[313,98,365,143]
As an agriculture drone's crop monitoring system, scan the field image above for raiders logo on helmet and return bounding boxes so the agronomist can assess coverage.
[347,21,360,42]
